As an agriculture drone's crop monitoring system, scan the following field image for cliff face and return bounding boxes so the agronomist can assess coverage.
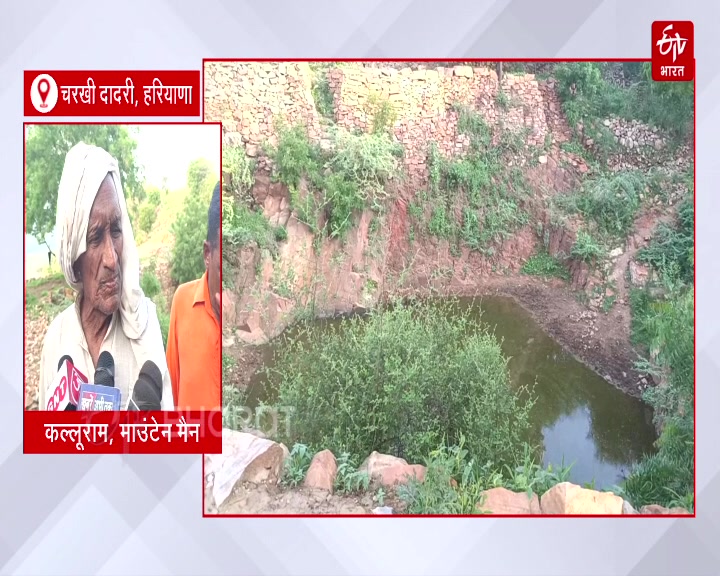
[205,62,596,345]
[205,61,690,401]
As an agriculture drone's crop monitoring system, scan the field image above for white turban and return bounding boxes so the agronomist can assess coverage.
[56,142,148,340]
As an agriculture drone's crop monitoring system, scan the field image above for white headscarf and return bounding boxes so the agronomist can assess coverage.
[56,142,148,340]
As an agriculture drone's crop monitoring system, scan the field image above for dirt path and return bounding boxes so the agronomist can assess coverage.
[205,482,401,515]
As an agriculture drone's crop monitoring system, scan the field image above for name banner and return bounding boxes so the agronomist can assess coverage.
[651,21,695,82]
[24,410,222,454]
[24,70,201,117]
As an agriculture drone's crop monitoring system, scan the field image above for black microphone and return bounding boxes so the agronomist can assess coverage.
[128,361,163,411]
[94,351,115,388]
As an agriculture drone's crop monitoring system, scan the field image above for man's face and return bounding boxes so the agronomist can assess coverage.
[76,175,123,316]
[204,229,221,322]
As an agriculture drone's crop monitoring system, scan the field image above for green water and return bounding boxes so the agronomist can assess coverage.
[244,296,657,489]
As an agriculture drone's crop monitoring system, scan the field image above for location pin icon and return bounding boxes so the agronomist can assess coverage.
[38,79,50,108]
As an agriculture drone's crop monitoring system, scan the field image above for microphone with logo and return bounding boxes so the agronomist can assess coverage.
[78,351,122,411]
[127,361,163,411]
[45,355,87,411]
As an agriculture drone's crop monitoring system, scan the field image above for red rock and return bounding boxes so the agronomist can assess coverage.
[540,482,623,515]
[640,504,691,515]
[476,487,541,514]
[304,449,337,492]
[375,464,426,487]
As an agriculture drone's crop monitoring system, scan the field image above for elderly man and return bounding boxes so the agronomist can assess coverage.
[165,182,221,411]
[38,143,174,410]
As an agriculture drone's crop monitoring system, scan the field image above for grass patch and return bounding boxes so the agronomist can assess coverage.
[267,123,402,240]
[416,107,532,252]
[521,252,570,280]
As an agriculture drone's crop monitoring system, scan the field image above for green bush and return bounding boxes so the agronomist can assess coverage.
[521,252,570,280]
[554,62,693,144]
[638,194,694,285]
[623,276,694,509]
[222,196,275,251]
[571,229,604,262]
[223,146,256,196]
[140,269,162,299]
[268,124,402,240]
[268,298,535,467]
[137,202,157,234]
[396,437,573,514]
[574,172,644,238]
[171,170,214,286]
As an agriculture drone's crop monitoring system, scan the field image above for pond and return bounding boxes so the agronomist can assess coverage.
[243,296,657,490]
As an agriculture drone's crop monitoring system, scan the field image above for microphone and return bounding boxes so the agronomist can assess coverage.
[46,355,87,411]
[78,351,122,411]
[94,351,115,387]
[128,361,163,411]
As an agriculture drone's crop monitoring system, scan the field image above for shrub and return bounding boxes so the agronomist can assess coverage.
[140,268,162,299]
[623,282,694,510]
[571,229,604,262]
[222,196,275,251]
[638,194,694,285]
[521,252,570,280]
[170,159,218,286]
[137,202,157,234]
[574,172,644,237]
[268,124,402,240]
[223,146,256,196]
[268,298,535,467]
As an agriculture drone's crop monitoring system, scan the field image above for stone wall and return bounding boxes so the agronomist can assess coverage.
[204,62,551,179]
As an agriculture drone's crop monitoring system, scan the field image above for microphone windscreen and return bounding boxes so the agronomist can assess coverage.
[58,355,73,371]
[139,361,163,398]
[97,351,114,373]
[94,351,115,387]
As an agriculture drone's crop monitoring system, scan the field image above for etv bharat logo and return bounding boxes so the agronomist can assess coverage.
[655,23,688,63]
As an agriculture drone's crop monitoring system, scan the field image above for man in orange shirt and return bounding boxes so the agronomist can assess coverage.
[166,182,221,410]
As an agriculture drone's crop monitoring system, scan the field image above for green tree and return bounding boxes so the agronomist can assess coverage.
[170,159,217,285]
[187,158,216,196]
[25,124,144,247]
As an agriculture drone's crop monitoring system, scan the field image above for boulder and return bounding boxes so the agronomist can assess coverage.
[640,504,691,515]
[359,451,426,487]
[622,500,638,514]
[540,482,623,515]
[476,487,541,514]
[204,430,289,508]
[303,449,338,492]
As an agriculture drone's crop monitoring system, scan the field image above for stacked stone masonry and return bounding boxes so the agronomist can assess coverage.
[204,62,551,179]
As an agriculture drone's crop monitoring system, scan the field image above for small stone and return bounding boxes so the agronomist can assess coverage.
[304,449,338,492]
[622,500,638,514]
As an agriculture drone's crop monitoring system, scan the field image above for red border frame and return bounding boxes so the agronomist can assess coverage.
[22,120,224,438]
[200,58,695,518]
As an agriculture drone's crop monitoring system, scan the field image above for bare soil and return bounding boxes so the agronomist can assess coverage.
[205,481,404,515]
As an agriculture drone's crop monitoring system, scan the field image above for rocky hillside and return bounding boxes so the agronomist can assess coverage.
[205,61,691,397]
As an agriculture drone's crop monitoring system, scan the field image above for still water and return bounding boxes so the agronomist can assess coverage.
[244,296,657,489]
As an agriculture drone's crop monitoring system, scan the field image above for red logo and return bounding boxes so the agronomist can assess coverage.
[651,21,694,82]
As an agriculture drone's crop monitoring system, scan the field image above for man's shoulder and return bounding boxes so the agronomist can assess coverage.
[44,302,78,341]
[172,277,203,305]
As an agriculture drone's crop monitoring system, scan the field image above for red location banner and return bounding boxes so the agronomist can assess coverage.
[651,21,695,82]
[24,70,201,117]
[24,410,222,454]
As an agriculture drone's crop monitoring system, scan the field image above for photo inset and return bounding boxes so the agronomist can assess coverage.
[25,122,222,414]
[207,61,694,516]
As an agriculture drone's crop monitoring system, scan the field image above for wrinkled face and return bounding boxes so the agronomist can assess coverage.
[204,228,220,322]
[75,175,124,316]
